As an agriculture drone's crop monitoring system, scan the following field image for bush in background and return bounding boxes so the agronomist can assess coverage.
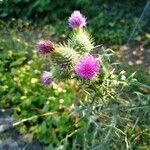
[1,0,150,44]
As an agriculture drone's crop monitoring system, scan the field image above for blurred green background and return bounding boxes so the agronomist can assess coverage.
[1,0,150,44]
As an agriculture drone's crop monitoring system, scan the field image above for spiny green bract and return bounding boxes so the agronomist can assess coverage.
[68,29,94,53]
[51,44,79,80]
[50,29,94,80]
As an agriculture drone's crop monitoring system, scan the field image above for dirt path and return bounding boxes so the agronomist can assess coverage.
[118,43,150,69]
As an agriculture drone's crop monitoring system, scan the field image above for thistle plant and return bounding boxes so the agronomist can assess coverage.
[68,10,86,28]
[74,54,100,79]
[41,71,52,86]
[36,40,54,54]
[34,11,150,149]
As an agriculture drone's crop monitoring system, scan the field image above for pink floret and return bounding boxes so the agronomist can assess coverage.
[74,55,100,79]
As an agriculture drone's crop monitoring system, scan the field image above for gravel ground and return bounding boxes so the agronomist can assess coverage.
[0,109,43,150]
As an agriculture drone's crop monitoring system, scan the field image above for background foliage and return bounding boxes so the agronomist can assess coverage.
[0,29,80,146]
[1,0,150,44]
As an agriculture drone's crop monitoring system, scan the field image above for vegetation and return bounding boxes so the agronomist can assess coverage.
[0,0,150,149]
[1,0,150,44]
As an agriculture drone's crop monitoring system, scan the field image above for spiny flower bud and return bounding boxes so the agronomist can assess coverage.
[36,40,54,54]
[68,10,86,29]
[41,71,52,86]
[74,54,100,79]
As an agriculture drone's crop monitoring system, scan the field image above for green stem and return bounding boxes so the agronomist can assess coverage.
[13,111,57,127]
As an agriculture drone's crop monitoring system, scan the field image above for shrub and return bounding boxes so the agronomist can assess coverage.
[1,0,150,44]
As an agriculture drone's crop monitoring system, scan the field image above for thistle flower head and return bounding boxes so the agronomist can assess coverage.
[36,40,54,54]
[41,71,52,85]
[74,54,100,79]
[68,10,86,28]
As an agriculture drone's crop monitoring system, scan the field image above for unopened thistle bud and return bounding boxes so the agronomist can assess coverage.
[36,40,54,54]
[41,71,52,86]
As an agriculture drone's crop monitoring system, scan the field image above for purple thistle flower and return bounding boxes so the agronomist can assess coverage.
[36,40,54,54]
[68,11,86,28]
[74,55,100,79]
[41,71,52,86]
